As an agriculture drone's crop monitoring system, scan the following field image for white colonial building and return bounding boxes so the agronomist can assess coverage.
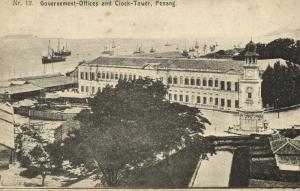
[77,41,271,118]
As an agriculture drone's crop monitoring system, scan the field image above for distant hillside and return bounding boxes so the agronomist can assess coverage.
[233,38,300,64]
[1,34,38,39]
[262,28,300,39]
[201,48,243,59]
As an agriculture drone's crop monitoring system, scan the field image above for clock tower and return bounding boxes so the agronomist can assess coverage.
[234,40,267,133]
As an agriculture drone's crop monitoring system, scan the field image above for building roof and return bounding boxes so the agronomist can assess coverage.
[0,83,43,95]
[0,102,14,149]
[270,137,300,155]
[293,135,300,141]
[10,73,77,89]
[85,56,245,74]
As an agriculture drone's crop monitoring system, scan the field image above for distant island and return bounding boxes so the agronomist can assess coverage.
[1,34,38,39]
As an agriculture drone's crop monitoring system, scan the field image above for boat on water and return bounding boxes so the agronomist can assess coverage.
[133,43,145,54]
[54,40,71,56]
[195,40,200,49]
[111,40,116,48]
[102,45,114,55]
[189,47,195,52]
[165,41,172,46]
[149,47,156,53]
[42,41,66,64]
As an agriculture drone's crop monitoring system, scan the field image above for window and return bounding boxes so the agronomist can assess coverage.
[92,86,95,94]
[98,87,101,93]
[235,82,239,92]
[235,100,239,108]
[97,72,101,79]
[90,72,95,81]
[115,73,118,80]
[196,79,201,86]
[124,74,127,79]
[208,79,213,87]
[220,81,225,90]
[81,86,84,92]
[106,72,109,79]
[215,98,218,105]
[169,93,172,100]
[248,93,252,99]
[210,97,213,103]
[191,78,195,85]
[197,96,201,103]
[133,75,136,80]
[173,77,178,84]
[227,82,231,91]
[215,79,218,87]
[85,72,89,80]
[185,95,189,102]
[168,77,172,84]
[179,95,183,102]
[227,99,231,107]
[221,99,225,107]
[129,74,132,81]
[86,86,89,92]
[119,74,123,79]
[180,77,183,85]
[174,94,177,101]
[191,95,195,103]
[203,79,207,86]
[102,72,105,79]
[111,73,114,79]
[185,78,189,85]
[80,72,84,79]
[203,97,207,104]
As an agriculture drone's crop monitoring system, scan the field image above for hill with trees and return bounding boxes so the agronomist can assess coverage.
[234,38,300,65]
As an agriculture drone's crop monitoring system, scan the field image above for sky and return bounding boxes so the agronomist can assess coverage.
[0,0,300,39]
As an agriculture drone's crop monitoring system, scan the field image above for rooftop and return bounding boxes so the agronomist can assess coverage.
[10,73,77,89]
[0,102,14,149]
[85,56,245,74]
[269,135,300,155]
[0,83,43,95]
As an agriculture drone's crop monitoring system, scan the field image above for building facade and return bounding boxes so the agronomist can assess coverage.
[77,55,250,113]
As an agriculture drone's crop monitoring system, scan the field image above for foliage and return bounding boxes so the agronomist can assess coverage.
[63,78,209,187]
[15,125,51,186]
[262,61,300,108]
[234,38,300,65]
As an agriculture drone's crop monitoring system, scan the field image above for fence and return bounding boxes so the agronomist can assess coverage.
[15,107,77,121]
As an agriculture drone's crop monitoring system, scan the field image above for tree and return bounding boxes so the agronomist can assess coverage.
[16,125,51,186]
[29,145,51,186]
[65,78,209,187]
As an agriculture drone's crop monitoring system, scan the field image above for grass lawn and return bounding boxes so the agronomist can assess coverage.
[121,149,200,188]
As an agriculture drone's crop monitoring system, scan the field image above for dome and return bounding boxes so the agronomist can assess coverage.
[245,40,257,52]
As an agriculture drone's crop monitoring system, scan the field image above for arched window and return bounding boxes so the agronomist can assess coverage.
[110,72,114,79]
[119,74,123,79]
[190,78,195,85]
[106,72,110,79]
[203,78,207,86]
[168,76,173,84]
[115,73,118,80]
[97,72,101,79]
[102,72,106,79]
[215,79,219,87]
[185,78,189,85]
[196,78,201,86]
[180,77,183,85]
[129,74,132,80]
[173,77,178,84]
[208,78,213,87]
